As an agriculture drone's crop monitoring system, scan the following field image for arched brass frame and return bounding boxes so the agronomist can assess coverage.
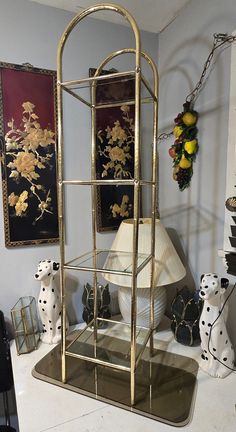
[56,3,158,407]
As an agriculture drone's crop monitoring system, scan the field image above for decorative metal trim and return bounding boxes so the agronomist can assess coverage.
[226,196,236,212]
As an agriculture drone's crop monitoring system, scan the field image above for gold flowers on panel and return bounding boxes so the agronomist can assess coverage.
[8,191,28,217]
[97,104,134,220]
[97,105,134,180]
[110,195,132,219]
[5,101,56,222]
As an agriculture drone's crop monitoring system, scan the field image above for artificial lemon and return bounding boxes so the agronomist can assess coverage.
[184,139,198,155]
[182,112,197,127]
[173,125,184,138]
[179,155,192,169]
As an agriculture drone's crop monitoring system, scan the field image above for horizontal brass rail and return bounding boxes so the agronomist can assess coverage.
[62,180,155,186]
[59,70,135,88]
[65,350,131,372]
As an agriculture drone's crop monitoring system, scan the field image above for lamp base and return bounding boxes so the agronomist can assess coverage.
[118,286,167,328]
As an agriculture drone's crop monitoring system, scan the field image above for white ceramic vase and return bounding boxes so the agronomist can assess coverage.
[118,285,167,328]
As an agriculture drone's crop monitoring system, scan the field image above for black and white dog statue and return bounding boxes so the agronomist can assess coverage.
[35,260,67,344]
[199,273,235,378]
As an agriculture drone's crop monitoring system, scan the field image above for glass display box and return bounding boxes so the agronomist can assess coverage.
[11,296,40,355]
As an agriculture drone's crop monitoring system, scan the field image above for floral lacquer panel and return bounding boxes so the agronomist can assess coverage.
[90,69,135,232]
[0,63,59,247]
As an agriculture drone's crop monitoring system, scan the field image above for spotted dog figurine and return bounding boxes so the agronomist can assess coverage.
[35,260,66,344]
[199,273,235,378]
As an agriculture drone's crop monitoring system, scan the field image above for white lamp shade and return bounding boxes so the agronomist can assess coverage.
[103,218,186,288]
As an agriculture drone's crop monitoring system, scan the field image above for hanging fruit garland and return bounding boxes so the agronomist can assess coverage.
[162,33,236,191]
[169,102,198,191]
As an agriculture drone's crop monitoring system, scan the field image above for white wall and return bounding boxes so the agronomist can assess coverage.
[0,0,158,327]
[158,0,236,345]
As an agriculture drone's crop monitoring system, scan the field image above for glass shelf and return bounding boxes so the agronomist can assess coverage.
[64,249,151,276]
[65,318,151,372]
[59,71,156,108]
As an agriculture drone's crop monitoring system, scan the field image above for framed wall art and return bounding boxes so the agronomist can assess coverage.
[89,68,135,232]
[0,62,59,247]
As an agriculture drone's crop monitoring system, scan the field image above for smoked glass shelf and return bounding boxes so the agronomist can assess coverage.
[65,319,152,372]
[59,71,156,108]
[64,249,151,276]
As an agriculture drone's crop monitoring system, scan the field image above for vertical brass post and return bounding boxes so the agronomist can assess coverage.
[149,60,159,357]
[91,75,98,348]
[29,299,37,349]
[130,38,141,405]
[57,46,67,383]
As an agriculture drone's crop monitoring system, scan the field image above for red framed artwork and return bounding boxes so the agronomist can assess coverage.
[0,62,59,247]
[89,68,135,232]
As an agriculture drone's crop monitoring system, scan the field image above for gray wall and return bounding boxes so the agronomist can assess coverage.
[158,0,236,345]
[0,0,158,327]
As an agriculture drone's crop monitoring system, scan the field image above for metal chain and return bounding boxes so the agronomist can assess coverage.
[186,33,236,105]
[157,131,173,142]
[158,33,236,141]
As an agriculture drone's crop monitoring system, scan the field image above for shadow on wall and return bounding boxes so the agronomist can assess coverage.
[165,227,196,318]
[162,203,224,280]
[63,273,79,325]
[159,34,215,133]
[159,23,227,274]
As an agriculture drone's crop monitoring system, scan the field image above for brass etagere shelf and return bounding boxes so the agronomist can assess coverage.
[57,3,158,407]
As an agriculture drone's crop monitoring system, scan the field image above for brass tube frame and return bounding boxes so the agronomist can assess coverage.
[59,70,135,88]
[65,350,131,372]
[91,62,98,357]
[57,2,158,407]
[62,179,155,185]
[61,85,92,107]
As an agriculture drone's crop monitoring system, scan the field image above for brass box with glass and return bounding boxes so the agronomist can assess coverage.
[11,296,40,355]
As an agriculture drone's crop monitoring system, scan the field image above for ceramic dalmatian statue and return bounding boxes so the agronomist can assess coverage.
[35,260,67,344]
[199,273,235,378]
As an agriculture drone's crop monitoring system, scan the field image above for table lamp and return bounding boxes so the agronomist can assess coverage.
[103,218,186,328]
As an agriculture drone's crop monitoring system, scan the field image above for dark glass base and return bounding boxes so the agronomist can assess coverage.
[32,333,198,427]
